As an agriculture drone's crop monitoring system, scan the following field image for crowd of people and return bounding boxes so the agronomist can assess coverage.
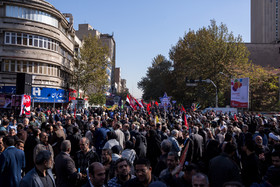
[0,104,280,187]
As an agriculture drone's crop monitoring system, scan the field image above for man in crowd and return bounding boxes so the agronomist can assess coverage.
[0,136,25,187]
[108,158,135,187]
[75,137,100,178]
[124,158,158,187]
[208,142,242,187]
[84,162,106,187]
[101,148,115,183]
[20,150,55,187]
[33,132,54,163]
[55,140,82,187]
[192,173,209,187]
[159,151,183,178]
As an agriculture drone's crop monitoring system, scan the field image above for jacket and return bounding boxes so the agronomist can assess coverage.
[20,168,55,187]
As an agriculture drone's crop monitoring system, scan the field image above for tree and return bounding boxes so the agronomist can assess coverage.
[138,54,172,101]
[73,34,111,105]
[169,20,279,110]
[169,20,251,108]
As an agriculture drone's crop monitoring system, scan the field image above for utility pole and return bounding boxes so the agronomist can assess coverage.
[186,77,218,108]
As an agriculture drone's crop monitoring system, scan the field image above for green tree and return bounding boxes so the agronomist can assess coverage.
[169,20,251,108]
[73,34,111,105]
[138,54,172,101]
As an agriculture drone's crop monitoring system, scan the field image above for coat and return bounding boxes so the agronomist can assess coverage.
[0,146,25,187]
[20,168,55,187]
[55,152,81,187]
[208,153,242,187]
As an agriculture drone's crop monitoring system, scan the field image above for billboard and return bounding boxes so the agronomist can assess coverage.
[0,94,12,108]
[231,78,249,108]
[32,87,68,103]
[1,86,69,103]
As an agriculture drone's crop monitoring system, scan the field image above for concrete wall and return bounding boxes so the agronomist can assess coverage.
[246,43,280,68]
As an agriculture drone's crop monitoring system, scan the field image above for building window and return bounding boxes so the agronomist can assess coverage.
[34,62,38,73]
[23,34,28,45]
[17,33,22,45]
[11,33,16,44]
[16,61,21,72]
[28,62,32,73]
[22,61,27,72]
[11,60,15,72]
[43,64,47,74]
[4,32,59,52]
[5,5,58,28]
[39,63,43,74]
[5,32,11,44]
[4,60,10,72]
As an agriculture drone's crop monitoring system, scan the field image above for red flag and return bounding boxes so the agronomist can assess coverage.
[184,113,189,130]
[147,103,151,114]
[155,101,159,106]
[126,94,130,105]
[74,104,77,119]
[133,97,143,108]
[141,100,147,107]
[181,106,186,113]
[234,114,238,122]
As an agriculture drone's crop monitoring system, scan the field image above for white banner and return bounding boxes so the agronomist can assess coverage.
[231,78,249,108]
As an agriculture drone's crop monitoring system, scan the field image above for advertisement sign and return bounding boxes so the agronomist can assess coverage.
[0,86,68,103]
[0,86,16,94]
[20,95,31,116]
[106,95,121,107]
[69,89,77,101]
[231,78,249,108]
[32,87,68,103]
[0,94,12,108]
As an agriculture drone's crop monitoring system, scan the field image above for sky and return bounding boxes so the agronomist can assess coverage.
[47,0,250,99]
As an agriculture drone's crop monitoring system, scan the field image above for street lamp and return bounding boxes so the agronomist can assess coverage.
[205,79,218,108]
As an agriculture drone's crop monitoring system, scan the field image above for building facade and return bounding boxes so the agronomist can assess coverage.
[251,0,280,43]
[75,23,116,93]
[0,0,76,107]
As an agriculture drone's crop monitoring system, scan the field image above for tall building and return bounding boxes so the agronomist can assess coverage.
[251,0,279,43]
[247,0,280,68]
[0,0,76,107]
[75,24,116,93]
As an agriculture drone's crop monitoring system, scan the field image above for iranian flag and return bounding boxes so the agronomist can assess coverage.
[126,94,131,105]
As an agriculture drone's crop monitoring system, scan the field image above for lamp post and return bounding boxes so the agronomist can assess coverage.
[205,79,218,108]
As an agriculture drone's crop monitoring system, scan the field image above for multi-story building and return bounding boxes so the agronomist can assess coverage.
[114,67,121,93]
[0,0,76,107]
[251,0,279,43]
[121,79,128,93]
[247,0,280,68]
[75,24,116,93]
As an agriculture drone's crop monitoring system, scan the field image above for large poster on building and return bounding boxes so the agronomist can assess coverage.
[231,78,249,108]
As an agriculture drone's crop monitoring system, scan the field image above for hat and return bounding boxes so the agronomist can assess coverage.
[269,132,280,141]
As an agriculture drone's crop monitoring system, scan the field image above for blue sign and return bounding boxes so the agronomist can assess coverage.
[0,86,68,103]
[32,87,68,103]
